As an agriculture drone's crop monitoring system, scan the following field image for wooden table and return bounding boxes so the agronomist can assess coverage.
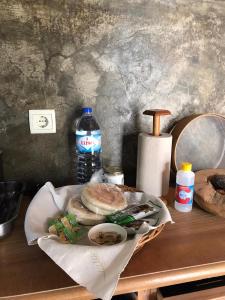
[1,188,225,300]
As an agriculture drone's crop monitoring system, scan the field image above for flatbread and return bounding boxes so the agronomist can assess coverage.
[67,197,105,225]
[81,183,127,215]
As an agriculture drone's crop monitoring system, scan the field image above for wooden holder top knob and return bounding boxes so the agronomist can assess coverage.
[143,109,171,136]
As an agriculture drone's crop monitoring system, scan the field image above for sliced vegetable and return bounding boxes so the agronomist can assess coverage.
[66,213,78,226]
[48,213,84,244]
[63,227,78,244]
[48,224,57,235]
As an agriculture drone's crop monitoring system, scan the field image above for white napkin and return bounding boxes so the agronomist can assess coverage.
[24,182,173,300]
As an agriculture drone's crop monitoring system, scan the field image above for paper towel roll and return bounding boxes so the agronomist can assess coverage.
[136,133,172,197]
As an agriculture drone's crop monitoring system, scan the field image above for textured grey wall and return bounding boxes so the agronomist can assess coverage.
[1,0,225,186]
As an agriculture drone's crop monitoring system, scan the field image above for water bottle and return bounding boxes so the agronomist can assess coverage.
[75,107,101,184]
[174,162,195,212]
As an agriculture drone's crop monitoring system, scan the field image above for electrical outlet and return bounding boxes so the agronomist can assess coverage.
[29,110,56,134]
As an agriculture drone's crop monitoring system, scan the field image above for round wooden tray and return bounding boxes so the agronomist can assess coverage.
[118,185,165,255]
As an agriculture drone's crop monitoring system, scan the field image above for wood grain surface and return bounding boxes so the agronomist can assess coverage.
[1,188,225,299]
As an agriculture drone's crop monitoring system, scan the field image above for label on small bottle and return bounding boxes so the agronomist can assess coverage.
[76,130,101,153]
[175,184,194,205]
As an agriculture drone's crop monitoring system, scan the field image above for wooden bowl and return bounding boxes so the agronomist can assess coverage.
[195,169,225,218]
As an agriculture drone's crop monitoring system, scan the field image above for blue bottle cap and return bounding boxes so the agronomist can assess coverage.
[82,107,92,113]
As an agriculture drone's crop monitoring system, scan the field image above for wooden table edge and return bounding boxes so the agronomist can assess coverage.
[2,261,225,300]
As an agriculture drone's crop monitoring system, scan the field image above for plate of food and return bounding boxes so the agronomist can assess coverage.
[24,182,173,300]
[42,183,166,246]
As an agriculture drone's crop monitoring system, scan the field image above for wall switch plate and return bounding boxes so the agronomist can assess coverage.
[29,110,56,134]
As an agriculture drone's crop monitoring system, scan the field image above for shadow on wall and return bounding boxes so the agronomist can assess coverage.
[121,107,139,188]
[121,108,140,187]
[67,105,84,184]
[122,132,138,187]
[0,150,3,181]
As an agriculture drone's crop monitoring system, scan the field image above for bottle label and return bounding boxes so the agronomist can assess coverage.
[76,130,101,153]
[175,184,194,205]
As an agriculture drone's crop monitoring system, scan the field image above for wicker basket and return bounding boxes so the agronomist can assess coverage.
[117,185,165,255]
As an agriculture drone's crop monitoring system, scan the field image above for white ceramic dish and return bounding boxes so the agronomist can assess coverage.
[88,223,127,246]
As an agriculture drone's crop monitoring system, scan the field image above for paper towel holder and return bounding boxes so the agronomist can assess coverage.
[143,109,171,136]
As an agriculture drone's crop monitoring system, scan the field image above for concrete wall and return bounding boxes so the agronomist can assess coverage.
[1,0,225,187]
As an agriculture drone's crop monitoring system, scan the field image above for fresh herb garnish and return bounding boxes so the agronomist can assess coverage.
[48,213,84,244]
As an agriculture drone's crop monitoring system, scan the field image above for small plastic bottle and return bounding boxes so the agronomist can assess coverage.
[75,107,101,184]
[174,162,195,212]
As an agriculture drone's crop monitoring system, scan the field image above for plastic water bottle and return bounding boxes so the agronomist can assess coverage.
[75,107,101,184]
[174,162,195,212]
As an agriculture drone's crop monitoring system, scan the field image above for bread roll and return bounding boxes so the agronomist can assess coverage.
[67,197,105,225]
[81,183,127,215]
